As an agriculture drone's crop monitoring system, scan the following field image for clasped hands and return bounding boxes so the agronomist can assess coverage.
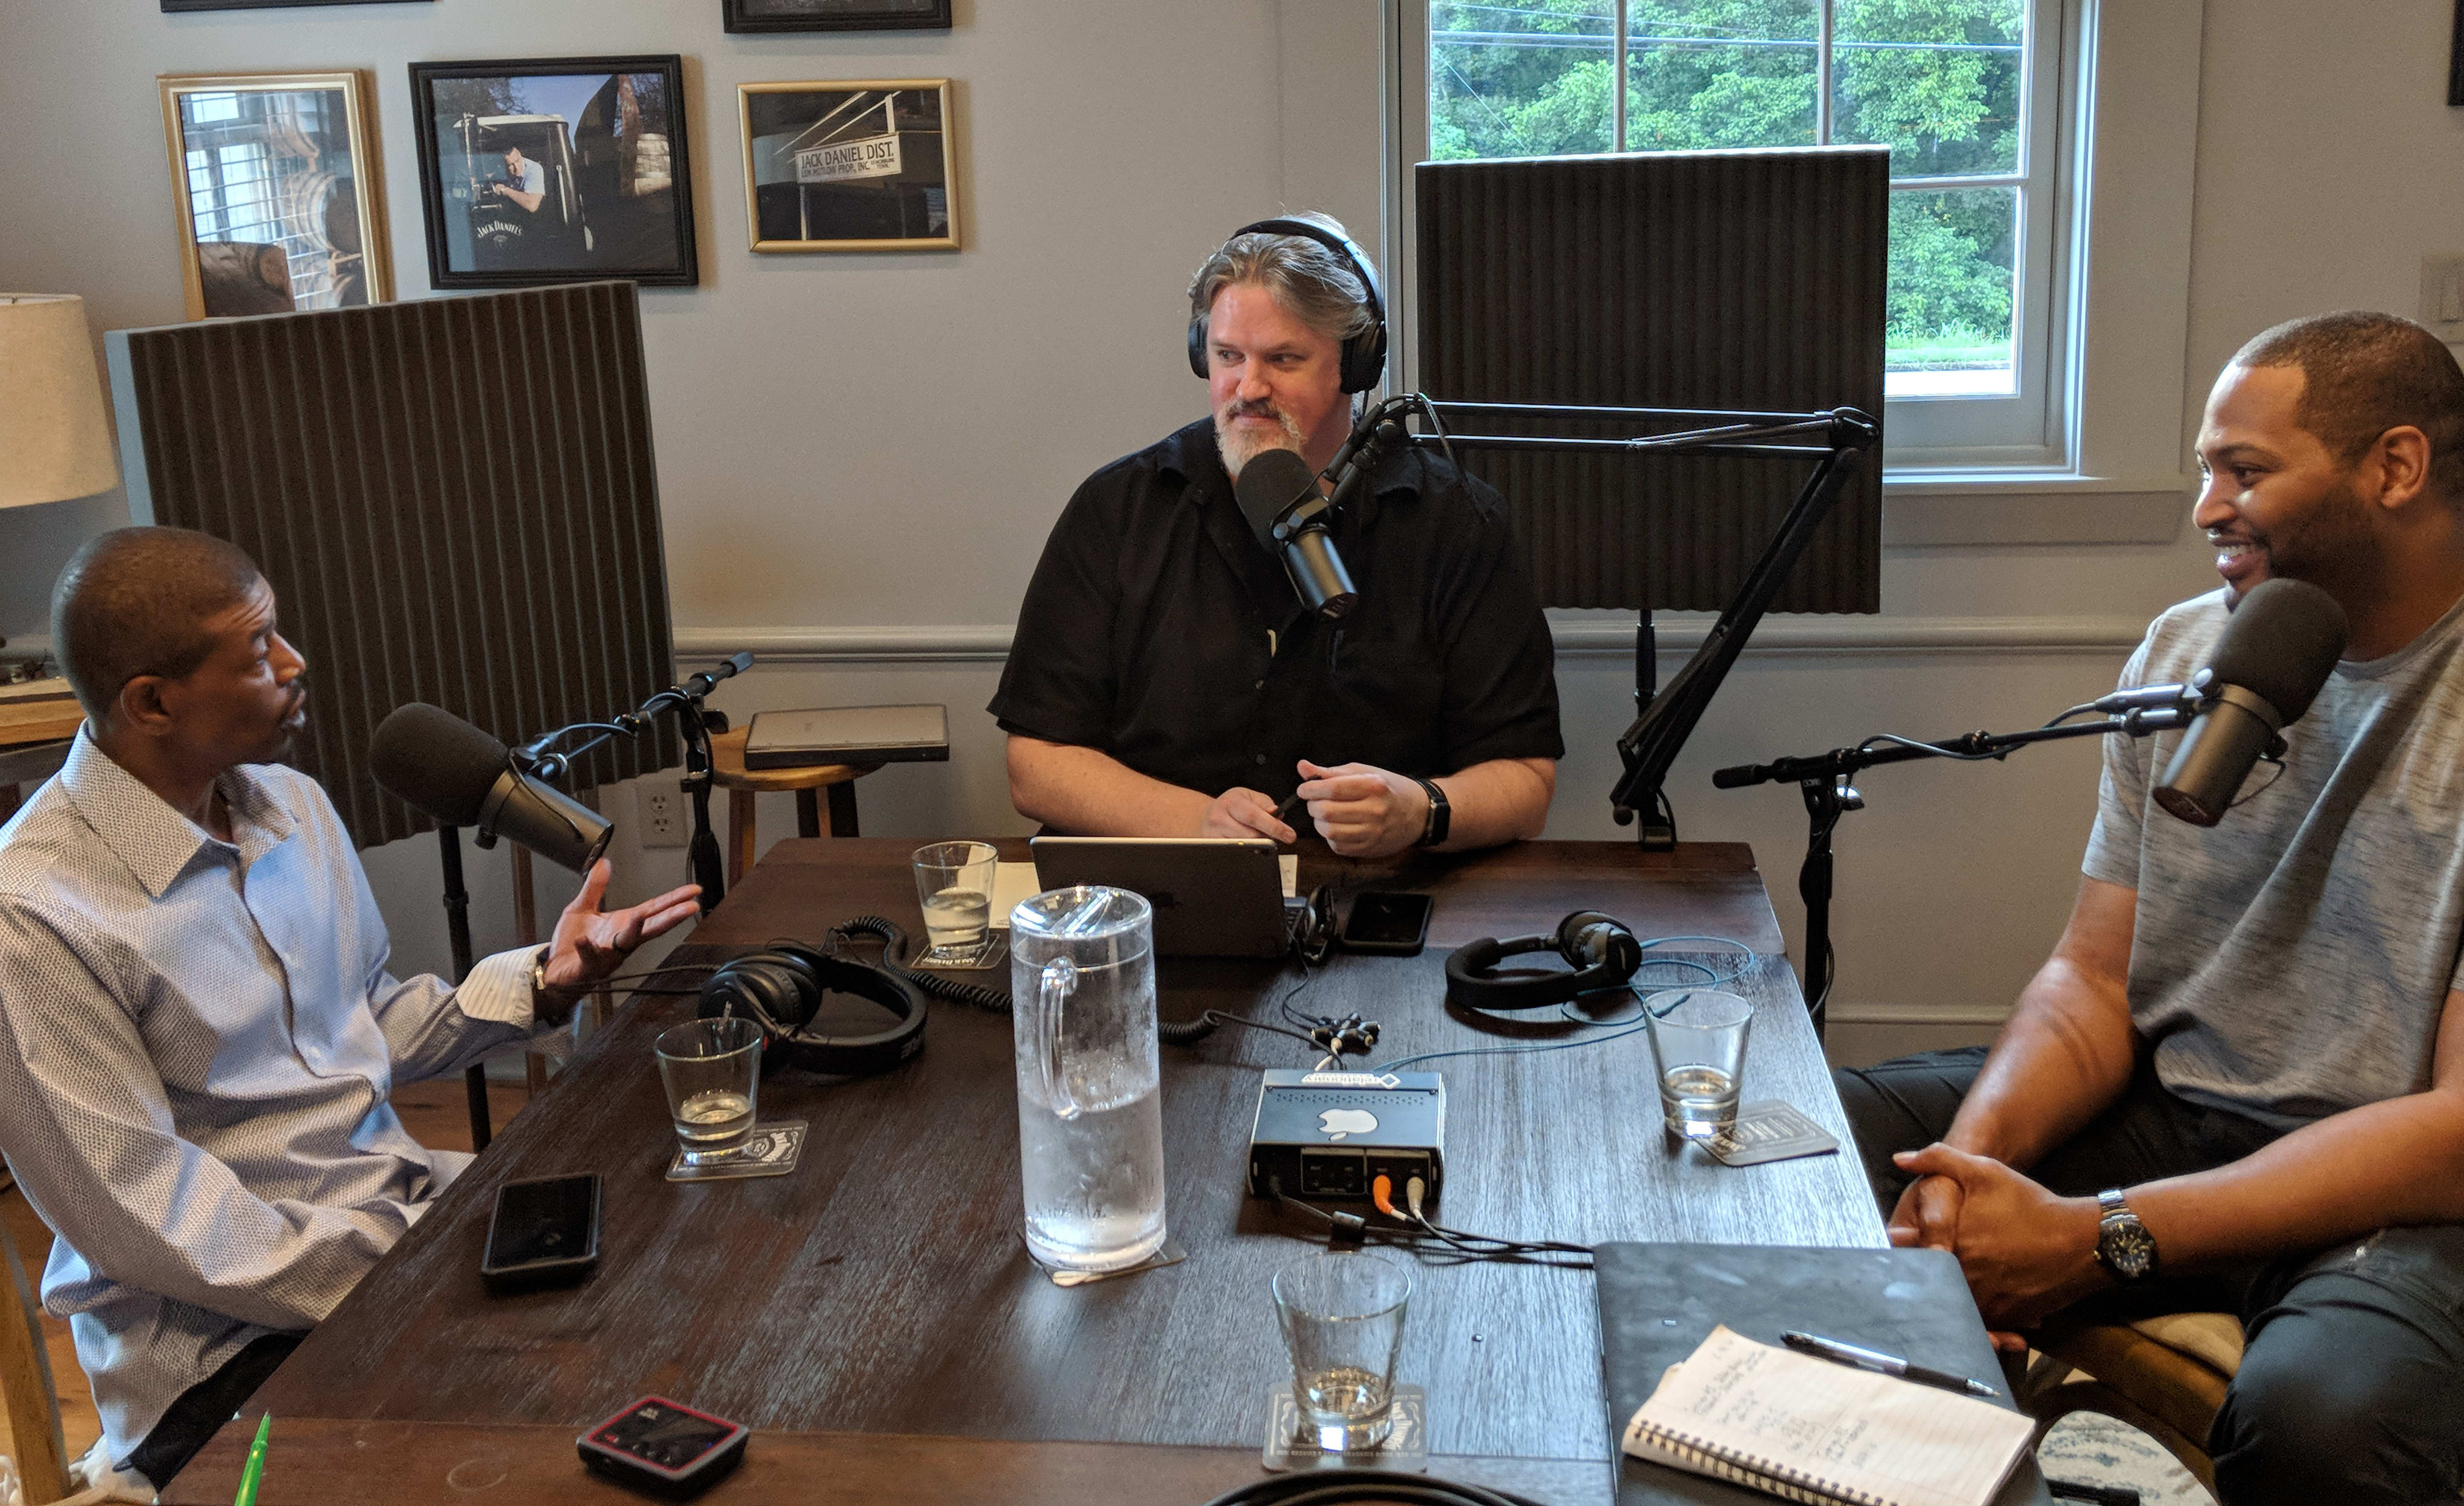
[1888,1144,2111,1352]
[1202,759,1428,858]
[532,859,703,1024]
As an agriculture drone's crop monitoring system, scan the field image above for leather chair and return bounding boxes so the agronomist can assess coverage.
[2017,1311,2244,1496]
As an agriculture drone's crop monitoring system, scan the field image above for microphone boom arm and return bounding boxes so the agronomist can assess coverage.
[1713,700,2194,1034]
[514,653,756,913]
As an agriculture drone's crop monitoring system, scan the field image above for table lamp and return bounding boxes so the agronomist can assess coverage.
[0,293,120,510]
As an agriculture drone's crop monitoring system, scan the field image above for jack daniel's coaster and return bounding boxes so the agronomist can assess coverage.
[665,1120,807,1182]
[1261,1384,1429,1473]
[1706,1101,1839,1167]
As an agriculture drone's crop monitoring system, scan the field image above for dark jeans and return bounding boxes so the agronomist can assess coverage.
[125,1331,301,1487]
[1836,1048,2464,1506]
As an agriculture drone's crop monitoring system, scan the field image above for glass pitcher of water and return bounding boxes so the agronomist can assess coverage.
[1009,885,1167,1273]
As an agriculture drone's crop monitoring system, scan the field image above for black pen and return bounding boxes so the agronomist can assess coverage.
[1272,791,1307,835]
[1781,1330,2001,1400]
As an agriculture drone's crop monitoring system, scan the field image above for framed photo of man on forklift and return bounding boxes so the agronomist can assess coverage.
[408,56,698,289]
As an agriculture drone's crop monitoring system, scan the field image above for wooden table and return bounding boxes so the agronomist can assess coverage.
[169,839,1887,1504]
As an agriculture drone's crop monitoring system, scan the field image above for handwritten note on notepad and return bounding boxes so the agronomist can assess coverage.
[1621,1326,2034,1506]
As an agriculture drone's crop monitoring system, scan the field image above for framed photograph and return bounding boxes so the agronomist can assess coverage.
[723,0,951,34]
[739,80,959,252]
[2452,0,2464,106]
[159,71,391,320]
[408,56,697,289]
[163,0,427,10]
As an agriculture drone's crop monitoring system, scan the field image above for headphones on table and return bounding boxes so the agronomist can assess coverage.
[697,942,927,1078]
[1443,911,1645,1012]
[1187,218,1390,395]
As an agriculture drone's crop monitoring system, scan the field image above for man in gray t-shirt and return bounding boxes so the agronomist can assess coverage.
[1838,312,2464,1506]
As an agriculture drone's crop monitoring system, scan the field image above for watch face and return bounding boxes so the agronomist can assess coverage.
[2099,1217,2158,1280]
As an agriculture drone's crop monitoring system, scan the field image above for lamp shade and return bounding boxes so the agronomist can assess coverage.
[0,294,120,509]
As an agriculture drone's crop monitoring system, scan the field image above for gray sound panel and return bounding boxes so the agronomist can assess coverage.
[1416,149,1888,614]
[106,281,679,850]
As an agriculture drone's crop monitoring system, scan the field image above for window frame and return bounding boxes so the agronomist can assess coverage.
[1387,0,2124,481]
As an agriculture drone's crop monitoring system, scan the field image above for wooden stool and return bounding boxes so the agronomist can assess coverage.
[708,726,878,885]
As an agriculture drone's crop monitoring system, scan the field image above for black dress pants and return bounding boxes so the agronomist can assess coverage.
[124,1331,301,1488]
[1836,1048,2464,1506]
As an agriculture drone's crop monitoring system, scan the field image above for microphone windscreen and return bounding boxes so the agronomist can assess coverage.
[1231,448,1318,549]
[370,702,508,826]
[2206,578,2349,723]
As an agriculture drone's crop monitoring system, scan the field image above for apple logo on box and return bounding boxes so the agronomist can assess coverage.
[1319,1107,1378,1141]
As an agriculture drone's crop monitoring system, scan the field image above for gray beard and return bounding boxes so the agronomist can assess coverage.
[1216,406,1307,480]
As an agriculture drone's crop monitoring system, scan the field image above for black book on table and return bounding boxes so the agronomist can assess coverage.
[1594,1243,2054,1506]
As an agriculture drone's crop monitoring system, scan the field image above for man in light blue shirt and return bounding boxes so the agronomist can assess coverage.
[0,526,699,1489]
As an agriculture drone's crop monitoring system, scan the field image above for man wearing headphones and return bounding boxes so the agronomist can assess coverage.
[990,214,1563,859]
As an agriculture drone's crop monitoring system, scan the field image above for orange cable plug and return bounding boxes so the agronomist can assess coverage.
[1371,1172,1398,1219]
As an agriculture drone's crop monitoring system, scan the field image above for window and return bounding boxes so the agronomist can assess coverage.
[1408,0,2073,465]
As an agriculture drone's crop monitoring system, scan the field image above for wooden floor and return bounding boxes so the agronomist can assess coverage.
[1,1076,531,1474]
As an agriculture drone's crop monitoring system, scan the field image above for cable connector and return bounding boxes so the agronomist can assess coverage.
[1406,1175,1428,1221]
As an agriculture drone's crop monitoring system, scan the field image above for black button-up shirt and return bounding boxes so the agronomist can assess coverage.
[989,420,1563,805]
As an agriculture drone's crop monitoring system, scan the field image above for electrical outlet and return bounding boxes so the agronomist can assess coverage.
[2423,255,2464,342]
[637,785,686,848]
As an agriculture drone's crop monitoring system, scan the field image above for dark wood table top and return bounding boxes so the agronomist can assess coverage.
[170,838,1884,1504]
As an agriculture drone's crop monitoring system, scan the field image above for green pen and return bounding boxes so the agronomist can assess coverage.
[232,1412,272,1506]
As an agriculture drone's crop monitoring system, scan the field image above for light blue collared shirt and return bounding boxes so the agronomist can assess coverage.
[0,729,539,1476]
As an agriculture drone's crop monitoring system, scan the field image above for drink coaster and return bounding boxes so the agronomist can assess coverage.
[911,933,1007,972]
[1705,1100,1839,1166]
[1040,1238,1186,1287]
[665,1120,808,1182]
[1261,1384,1428,1472]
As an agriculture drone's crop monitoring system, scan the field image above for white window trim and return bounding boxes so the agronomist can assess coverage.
[1382,0,2206,546]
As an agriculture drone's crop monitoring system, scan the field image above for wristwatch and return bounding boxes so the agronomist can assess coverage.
[530,946,575,1027]
[2093,1188,2158,1282]
[1413,777,1451,848]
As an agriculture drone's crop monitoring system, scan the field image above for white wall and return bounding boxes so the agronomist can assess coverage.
[6,0,2455,1062]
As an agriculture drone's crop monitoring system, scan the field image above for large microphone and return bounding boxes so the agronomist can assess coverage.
[1233,448,1357,620]
[370,702,614,872]
[2152,578,2348,826]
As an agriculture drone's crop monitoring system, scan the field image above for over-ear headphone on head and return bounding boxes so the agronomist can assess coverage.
[1188,218,1389,395]
[1443,911,1644,1011]
[697,943,927,1078]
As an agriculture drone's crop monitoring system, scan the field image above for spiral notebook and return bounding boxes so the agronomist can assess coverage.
[1622,1324,2034,1506]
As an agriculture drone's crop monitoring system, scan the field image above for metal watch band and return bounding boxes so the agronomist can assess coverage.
[1414,776,1450,847]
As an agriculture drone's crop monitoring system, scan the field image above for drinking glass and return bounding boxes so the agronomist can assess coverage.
[1644,988,1754,1141]
[912,840,1001,966]
[654,1016,763,1152]
[1273,1250,1413,1451]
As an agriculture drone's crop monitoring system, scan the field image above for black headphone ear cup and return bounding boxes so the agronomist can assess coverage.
[1555,911,1618,966]
[1187,317,1209,381]
[1341,321,1389,395]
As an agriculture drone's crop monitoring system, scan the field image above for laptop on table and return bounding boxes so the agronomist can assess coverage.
[1027,837,1294,958]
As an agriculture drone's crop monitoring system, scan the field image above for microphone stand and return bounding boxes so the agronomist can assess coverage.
[513,652,754,914]
[1321,394,1882,850]
[1711,702,2193,1037]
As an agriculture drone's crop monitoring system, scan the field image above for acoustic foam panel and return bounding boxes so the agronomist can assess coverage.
[1416,147,1889,614]
[106,281,680,850]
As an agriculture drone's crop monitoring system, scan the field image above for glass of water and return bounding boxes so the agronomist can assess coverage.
[912,840,1001,967]
[654,1016,763,1152]
[1644,989,1754,1141]
[1273,1250,1413,1452]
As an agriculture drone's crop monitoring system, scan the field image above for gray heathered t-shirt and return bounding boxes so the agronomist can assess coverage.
[2083,587,2464,1131]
